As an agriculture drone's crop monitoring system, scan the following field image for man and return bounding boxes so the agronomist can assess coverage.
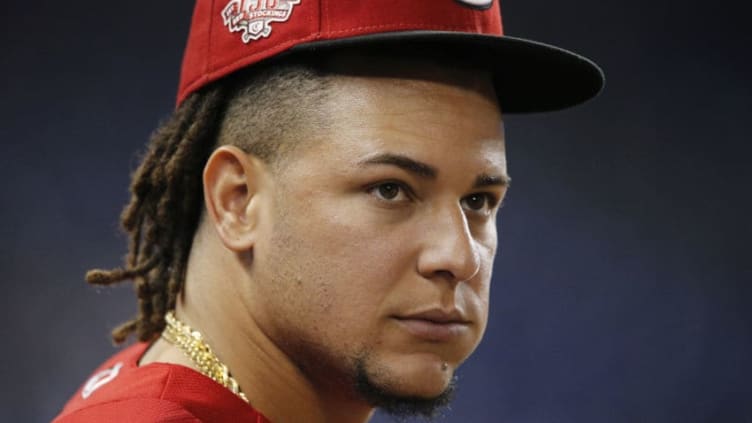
[54,0,603,422]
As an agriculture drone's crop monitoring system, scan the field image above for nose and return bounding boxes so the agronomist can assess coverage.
[417,205,481,284]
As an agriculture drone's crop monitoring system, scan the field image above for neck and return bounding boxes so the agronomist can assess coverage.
[178,283,374,423]
[146,232,375,423]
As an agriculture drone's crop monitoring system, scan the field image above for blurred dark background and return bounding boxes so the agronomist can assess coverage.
[1,1,749,422]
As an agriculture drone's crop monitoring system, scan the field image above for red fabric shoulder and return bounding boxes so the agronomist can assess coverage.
[53,398,201,423]
[53,343,270,423]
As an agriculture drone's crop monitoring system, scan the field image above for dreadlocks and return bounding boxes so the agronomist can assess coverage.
[86,61,331,344]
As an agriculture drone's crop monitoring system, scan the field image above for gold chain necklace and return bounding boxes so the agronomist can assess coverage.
[162,311,249,403]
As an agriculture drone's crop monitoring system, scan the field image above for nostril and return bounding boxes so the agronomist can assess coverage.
[433,269,456,282]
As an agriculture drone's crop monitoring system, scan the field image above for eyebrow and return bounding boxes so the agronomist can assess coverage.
[474,173,511,188]
[358,153,511,187]
[358,153,438,179]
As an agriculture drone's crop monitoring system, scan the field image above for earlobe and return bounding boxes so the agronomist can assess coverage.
[202,145,266,252]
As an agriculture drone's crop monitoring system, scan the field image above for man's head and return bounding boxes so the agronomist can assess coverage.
[200,55,508,416]
[87,0,602,419]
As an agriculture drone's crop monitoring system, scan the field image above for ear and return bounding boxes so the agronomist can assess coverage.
[202,145,268,252]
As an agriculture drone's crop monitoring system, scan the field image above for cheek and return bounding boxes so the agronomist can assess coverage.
[266,194,417,338]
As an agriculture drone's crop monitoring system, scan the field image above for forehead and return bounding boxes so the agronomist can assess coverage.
[314,58,506,170]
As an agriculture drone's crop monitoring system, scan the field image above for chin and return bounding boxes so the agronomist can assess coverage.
[352,352,458,419]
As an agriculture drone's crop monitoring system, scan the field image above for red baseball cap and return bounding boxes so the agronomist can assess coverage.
[178,0,604,113]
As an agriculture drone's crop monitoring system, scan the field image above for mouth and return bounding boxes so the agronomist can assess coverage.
[393,309,471,342]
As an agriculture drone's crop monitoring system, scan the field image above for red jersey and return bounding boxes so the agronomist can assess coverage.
[53,343,270,422]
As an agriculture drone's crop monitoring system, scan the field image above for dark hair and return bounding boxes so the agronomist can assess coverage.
[86,61,331,344]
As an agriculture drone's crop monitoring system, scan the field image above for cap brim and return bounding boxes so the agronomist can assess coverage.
[290,31,605,114]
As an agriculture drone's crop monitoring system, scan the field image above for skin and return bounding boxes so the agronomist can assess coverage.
[141,62,509,423]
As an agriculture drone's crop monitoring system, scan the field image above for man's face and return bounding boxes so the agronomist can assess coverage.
[246,64,508,410]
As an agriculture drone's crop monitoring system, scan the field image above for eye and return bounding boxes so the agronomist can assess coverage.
[461,193,497,214]
[369,182,411,202]
[377,183,400,200]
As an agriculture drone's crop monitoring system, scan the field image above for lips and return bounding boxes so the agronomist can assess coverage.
[393,309,471,342]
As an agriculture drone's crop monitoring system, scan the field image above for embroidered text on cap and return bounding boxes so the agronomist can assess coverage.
[221,0,301,44]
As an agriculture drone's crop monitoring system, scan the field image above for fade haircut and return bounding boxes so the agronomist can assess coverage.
[87,60,331,344]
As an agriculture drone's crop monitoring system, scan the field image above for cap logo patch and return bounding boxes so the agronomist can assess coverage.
[454,0,493,10]
[221,0,302,44]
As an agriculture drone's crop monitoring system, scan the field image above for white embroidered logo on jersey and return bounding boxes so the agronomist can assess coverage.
[221,0,302,44]
[455,0,493,10]
[81,362,123,399]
